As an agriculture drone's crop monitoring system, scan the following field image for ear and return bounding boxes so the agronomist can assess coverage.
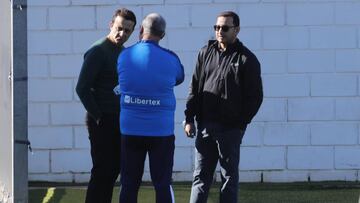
[160,32,165,39]
[139,26,144,40]
[235,26,240,34]
[109,21,114,30]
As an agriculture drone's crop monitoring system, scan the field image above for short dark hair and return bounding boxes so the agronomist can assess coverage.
[217,11,240,27]
[111,8,137,29]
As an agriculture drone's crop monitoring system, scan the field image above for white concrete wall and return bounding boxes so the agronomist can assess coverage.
[28,0,360,183]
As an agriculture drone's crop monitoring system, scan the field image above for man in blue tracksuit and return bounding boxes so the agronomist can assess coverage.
[117,13,184,203]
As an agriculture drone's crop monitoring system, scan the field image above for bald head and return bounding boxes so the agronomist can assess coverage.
[141,13,166,38]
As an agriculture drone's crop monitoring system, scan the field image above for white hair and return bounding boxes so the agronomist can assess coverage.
[142,13,166,37]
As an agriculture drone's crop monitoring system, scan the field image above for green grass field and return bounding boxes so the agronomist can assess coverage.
[29,182,360,203]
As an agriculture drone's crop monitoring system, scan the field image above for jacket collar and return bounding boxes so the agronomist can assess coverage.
[105,37,124,50]
[139,39,159,45]
[208,38,243,53]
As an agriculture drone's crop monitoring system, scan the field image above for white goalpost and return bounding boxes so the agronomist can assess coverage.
[0,0,28,202]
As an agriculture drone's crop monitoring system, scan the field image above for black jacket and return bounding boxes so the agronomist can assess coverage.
[184,39,263,130]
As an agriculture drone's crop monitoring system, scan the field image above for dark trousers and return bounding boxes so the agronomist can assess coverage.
[190,124,244,203]
[120,135,175,203]
[85,113,121,203]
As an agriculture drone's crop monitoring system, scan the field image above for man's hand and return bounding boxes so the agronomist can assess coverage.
[183,122,196,138]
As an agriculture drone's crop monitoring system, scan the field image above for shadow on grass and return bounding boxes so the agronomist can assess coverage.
[29,182,360,203]
[29,189,47,203]
[237,182,360,203]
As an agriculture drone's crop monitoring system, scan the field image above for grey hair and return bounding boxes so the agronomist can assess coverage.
[142,13,166,37]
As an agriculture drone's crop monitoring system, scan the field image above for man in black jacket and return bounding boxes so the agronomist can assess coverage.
[183,11,263,203]
[76,8,136,203]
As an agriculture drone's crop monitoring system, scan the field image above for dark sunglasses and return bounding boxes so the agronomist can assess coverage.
[213,25,236,32]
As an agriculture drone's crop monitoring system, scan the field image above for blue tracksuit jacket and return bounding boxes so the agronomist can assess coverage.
[117,40,184,136]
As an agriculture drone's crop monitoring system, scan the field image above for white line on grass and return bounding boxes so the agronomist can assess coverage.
[42,187,55,203]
